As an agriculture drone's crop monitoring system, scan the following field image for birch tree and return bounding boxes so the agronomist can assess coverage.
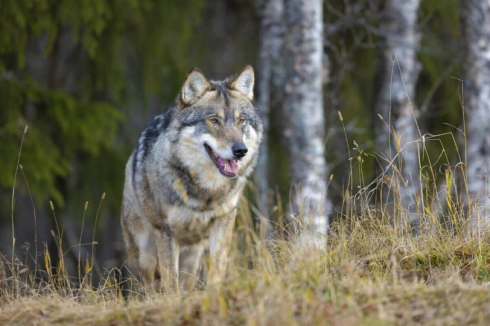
[282,0,330,235]
[461,0,490,228]
[375,0,422,219]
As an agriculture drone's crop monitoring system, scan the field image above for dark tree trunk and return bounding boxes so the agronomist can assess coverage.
[255,0,284,233]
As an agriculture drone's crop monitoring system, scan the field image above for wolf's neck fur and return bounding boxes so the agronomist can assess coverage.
[144,129,246,213]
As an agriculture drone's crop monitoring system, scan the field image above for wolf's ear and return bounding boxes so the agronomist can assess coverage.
[180,68,210,106]
[229,65,254,101]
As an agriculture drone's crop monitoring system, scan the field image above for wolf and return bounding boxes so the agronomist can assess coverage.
[121,66,262,292]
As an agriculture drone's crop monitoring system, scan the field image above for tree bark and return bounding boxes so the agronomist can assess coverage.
[255,0,284,223]
[374,0,422,220]
[462,0,490,229]
[282,0,330,235]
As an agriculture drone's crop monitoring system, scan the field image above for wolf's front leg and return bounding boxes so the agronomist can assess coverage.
[179,244,204,291]
[153,227,180,293]
[208,210,237,285]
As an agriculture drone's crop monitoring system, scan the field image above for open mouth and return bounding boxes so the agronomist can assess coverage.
[204,144,238,178]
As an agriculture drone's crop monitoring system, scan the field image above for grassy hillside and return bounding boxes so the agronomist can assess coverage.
[2,111,489,325]
[2,208,490,326]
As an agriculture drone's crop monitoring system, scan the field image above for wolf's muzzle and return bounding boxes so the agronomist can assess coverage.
[232,143,248,159]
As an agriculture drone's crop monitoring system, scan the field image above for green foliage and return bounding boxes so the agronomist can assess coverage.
[0,0,467,222]
[0,0,55,69]
[323,0,464,197]
[0,0,205,217]
[417,0,462,174]
[0,75,122,205]
[421,0,460,37]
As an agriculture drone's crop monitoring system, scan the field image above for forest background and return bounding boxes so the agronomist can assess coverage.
[0,0,477,282]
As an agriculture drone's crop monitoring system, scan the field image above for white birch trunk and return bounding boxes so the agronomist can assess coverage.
[375,0,422,220]
[282,0,330,235]
[462,0,490,229]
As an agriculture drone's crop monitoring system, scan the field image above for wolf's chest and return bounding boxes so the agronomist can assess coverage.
[165,195,239,245]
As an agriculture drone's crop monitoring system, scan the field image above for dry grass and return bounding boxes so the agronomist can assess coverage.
[2,209,490,326]
[2,81,490,325]
[4,137,490,326]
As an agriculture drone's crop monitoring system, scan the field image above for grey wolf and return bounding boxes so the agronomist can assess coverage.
[121,66,262,292]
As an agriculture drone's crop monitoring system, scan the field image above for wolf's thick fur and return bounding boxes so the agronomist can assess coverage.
[121,66,262,291]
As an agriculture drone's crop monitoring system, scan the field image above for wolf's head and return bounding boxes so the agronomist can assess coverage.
[169,66,262,187]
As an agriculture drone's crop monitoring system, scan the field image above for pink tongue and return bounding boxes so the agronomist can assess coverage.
[217,158,238,174]
[228,159,238,173]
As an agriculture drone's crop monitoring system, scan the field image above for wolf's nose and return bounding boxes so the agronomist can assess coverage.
[232,143,248,158]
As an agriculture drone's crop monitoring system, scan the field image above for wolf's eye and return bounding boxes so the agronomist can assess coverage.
[209,117,219,124]
[238,117,246,125]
